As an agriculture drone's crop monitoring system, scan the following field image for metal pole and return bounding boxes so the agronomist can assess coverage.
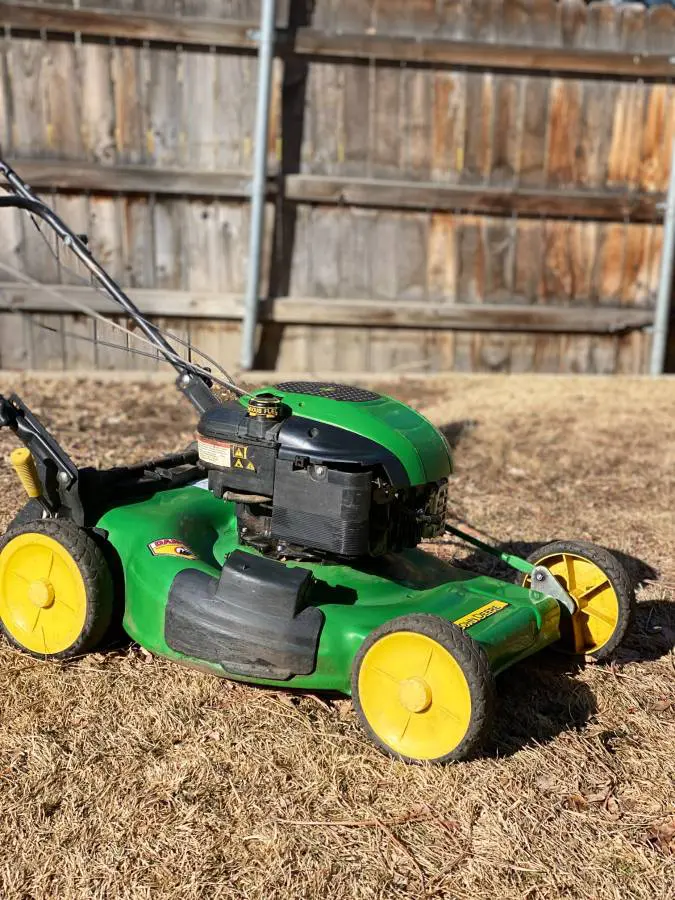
[650,136,675,376]
[240,0,276,371]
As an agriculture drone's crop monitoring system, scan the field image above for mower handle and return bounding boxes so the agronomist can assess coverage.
[0,160,219,414]
[0,392,79,517]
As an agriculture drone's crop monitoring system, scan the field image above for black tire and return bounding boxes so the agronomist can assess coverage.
[0,518,114,659]
[6,498,47,530]
[351,613,495,764]
[523,540,635,661]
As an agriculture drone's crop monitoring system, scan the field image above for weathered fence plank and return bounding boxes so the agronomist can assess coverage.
[0,283,654,333]
[2,3,675,78]
[0,0,671,376]
[7,158,666,223]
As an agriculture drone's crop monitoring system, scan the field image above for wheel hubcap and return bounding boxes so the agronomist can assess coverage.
[28,578,55,609]
[525,551,620,654]
[399,677,432,713]
[0,532,87,654]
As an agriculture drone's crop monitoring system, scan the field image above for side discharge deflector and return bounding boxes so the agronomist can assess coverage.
[165,550,324,680]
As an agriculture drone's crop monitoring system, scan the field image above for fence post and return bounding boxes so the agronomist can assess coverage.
[240,0,277,371]
[650,137,675,375]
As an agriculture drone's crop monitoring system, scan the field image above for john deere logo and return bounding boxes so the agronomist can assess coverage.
[454,600,508,630]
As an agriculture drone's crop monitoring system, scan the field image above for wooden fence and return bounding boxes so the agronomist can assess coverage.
[0,0,673,374]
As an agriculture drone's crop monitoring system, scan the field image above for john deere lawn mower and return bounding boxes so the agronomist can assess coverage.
[0,159,635,763]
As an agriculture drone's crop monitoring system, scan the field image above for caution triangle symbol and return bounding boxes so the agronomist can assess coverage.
[233,458,244,469]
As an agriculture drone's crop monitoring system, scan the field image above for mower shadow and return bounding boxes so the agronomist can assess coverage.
[487,658,598,759]
[616,598,675,664]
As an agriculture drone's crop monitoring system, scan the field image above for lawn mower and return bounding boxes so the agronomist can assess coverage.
[0,159,635,763]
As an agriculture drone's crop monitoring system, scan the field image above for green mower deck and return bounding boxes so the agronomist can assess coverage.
[99,483,562,694]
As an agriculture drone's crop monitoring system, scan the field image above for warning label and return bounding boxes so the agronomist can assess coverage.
[232,458,257,472]
[198,437,232,468]
[197,439,252,470]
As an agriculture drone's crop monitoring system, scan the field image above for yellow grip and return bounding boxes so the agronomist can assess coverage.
[10,448,42,499]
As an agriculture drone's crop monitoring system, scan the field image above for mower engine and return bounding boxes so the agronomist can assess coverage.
[197,382,451,559]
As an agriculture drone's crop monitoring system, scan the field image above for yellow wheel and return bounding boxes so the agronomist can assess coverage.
[523,540,635,661]
[0,519,113,659]
[352,614,495,763]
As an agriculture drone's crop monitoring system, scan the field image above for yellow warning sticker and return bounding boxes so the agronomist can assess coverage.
[454,600,508,630]
[231,456,257,472]
[233,445,248,460]
[148,539,197,560]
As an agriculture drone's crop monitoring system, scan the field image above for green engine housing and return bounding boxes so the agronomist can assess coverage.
[262,381,453,485]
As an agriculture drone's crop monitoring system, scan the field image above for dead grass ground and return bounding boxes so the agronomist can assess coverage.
[0,373,673,900]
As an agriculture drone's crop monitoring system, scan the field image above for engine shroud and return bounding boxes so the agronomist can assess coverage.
[196,383,451,559]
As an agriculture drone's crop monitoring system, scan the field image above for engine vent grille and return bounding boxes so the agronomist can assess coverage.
[275,382,380,402]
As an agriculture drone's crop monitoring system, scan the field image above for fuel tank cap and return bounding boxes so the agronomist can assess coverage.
[246,392,285,420]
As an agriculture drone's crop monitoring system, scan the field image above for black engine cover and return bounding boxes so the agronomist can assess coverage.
[197,402,280,496]
[195,393,436,559]
[270,459,372,556]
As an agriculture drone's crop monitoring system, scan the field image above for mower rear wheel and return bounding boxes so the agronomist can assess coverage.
[7,498,46,530]
[0,519,113,659]
[352,614,495,764]
[522,540,634,661]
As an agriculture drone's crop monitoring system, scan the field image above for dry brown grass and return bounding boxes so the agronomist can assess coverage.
[0,373,673,900]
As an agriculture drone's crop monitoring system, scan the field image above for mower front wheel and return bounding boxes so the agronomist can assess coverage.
[522,540,635,661]
[352,614,495,764]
